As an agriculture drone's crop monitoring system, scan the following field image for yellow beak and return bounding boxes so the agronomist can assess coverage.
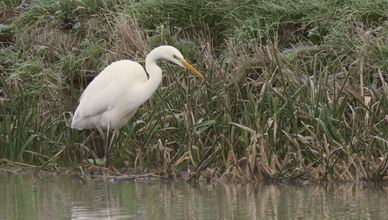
[179,59,204,78]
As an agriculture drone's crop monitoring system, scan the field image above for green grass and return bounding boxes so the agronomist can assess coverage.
[1,0,387,182]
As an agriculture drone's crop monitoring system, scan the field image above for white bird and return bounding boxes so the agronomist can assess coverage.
[71,45,204,166]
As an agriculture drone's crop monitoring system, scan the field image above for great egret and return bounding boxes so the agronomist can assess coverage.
[71,45,204,167]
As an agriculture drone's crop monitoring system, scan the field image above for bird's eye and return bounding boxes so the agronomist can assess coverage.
[173,55,178,59]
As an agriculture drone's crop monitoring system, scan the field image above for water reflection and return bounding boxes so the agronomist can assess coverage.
[0,174,387,220]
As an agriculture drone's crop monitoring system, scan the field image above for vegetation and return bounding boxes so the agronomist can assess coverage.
[1,0,387,182]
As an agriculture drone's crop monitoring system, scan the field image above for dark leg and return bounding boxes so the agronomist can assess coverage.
[105,130,118,168]
[96,127,108,166]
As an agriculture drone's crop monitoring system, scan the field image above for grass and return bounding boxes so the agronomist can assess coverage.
[1,0,387,182]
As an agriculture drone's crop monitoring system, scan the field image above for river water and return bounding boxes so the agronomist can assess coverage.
[0,174,387,219]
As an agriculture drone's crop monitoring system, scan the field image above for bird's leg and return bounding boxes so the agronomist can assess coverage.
[105,129,118,168]
[104,124,111,167]
[84,130,98,165]
[95,125,111,167]
[92,127,106,163]
[94,126,115,167]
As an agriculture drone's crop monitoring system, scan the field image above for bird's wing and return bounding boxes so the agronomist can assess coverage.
[75,60,147,118]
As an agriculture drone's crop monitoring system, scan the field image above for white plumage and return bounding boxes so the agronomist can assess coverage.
[71,60,145,130]
[71,45,203,131]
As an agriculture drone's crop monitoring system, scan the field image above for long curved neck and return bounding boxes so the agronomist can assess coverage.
[142,48,163,100]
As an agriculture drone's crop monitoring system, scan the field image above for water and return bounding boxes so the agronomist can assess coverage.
[1,174,387,220]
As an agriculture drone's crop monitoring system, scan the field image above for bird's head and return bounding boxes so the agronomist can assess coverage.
[158,46,204,78]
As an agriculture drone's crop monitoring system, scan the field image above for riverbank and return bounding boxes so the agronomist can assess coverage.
[2,158,387,185]
[1,0,387,183]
